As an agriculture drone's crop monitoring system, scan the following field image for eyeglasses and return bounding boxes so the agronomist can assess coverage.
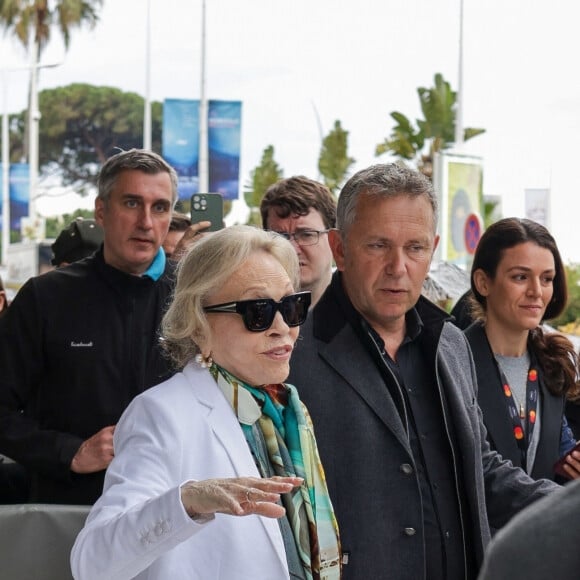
[204,291,311,332]
[272,229,330,247]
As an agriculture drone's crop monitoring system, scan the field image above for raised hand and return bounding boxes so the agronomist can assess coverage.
[180,476,303,519]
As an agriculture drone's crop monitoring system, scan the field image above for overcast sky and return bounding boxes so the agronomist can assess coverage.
[2,0,579,260]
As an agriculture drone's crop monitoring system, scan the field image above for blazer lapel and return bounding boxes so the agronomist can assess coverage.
[184,364,289,573]
[184,365,257,477]
[319,323,410,451]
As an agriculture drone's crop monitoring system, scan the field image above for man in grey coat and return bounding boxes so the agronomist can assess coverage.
[288,163,558,580]
[477,477,580,579]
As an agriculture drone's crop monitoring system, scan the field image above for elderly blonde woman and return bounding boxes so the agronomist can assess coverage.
[71,225,341,580]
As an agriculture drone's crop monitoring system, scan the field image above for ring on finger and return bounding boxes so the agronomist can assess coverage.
[246,489,252,503]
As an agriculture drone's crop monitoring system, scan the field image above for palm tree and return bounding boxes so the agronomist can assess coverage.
[0,0,102,55]
[0,0,102,164]
[376,73,485,179]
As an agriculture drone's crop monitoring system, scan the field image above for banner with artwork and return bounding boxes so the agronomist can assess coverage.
[162,99,242,201]
[208,100,242,200]
[0,163,30,232]
[525,188,550,229]
[433,153,484,268]
[162,99,200,200]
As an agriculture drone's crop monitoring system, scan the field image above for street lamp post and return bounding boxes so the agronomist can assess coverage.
[1,58,62,265]
[27,36,63,229]
[28,52,63,233]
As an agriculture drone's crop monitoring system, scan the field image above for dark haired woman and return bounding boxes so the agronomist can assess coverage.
[465,217,580,481]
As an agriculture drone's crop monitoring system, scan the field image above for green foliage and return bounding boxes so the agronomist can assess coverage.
[416,72,457,152]
[375,73,485,178]
[375,111,424,160]
[44,208,94,239]
[0,0,104,174]
[8,84,163,193]
[0,0,102,53]
[550,264,580,328]
[244,145,283,225]
[317,120,355,194]
[483,199,499,228]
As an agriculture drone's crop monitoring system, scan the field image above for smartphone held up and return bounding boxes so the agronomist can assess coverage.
[190,193,224,232]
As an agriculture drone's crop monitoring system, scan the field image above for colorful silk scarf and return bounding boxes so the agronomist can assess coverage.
[211,364,341,580]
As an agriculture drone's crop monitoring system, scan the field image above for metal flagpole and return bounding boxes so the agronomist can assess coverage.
[454,0,465,149]
[1,71,9,266]
[28,36,40,223]
[198,0,209,193]
[1,59,62,262]
[143,0,152,150]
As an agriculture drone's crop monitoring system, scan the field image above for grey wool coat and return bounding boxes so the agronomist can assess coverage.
[478,477,580,580]
[288,273,558,580]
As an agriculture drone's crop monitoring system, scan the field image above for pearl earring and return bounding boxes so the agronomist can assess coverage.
[195,352,213,368]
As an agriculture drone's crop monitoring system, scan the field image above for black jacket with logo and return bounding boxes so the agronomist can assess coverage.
[0,248,175,504]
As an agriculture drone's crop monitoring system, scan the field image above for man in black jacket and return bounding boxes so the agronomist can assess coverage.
[0,149,178,504]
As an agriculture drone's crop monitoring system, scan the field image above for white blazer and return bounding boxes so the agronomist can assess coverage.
[70,363,290,580]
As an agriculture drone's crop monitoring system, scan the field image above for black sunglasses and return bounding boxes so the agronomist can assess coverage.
[204,291,311,332]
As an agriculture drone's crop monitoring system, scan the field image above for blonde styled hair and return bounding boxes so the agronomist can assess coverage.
[161,225,300,369]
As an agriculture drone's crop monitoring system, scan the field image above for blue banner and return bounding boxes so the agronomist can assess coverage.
[162,99,242,201]
[162,99,200,201]
[208,100,242,201]
[0,163,30,231]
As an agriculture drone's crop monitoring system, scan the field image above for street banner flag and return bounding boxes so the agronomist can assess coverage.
[162,99,200,200]
[208,100,242,200]
[0,163,30,232]
[162,99,242,201]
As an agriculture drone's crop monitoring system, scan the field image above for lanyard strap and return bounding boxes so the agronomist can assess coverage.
[496,359,539,467]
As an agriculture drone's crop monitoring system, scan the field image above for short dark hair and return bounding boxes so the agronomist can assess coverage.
[97,149,178,205]
[260,176,336,230]
[470,217,567,320]
[169,212,192,232]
